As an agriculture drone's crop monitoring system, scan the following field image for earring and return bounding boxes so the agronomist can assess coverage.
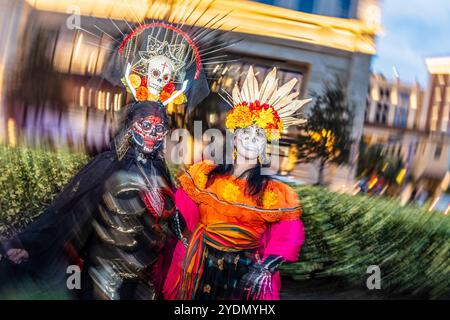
[258,153,266,165]
[233,147,238,160]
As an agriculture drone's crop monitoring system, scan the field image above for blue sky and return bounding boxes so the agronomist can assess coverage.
[371,0,450,86]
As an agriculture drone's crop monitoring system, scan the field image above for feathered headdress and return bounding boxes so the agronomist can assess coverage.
[87,2,235,107]
[225,67,311,141]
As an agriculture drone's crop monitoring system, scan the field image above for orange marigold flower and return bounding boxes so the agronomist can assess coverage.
[136,86,148,101]
[225,104,253,131]
[160,90,171,102]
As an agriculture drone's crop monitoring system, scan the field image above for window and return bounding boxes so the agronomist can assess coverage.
[435,144,443,160]
[375,102,382,123]
[394,93,409,128]
[386,89,391,99]
[257,0,276,5]
[297,0,315,13]
[338,0,352,18]
[365,99,370,121]
[382,104,388,124]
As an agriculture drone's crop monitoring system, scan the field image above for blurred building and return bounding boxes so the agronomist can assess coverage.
[255,0,379,20]
[0,0,380,177]
[199,0,381,185]
[364,73,424,164]
[421,57,450,199]
[364,60,450,201]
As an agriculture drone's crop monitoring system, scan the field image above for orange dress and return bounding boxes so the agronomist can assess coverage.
[179,160,301,239]
[175,160,302,299]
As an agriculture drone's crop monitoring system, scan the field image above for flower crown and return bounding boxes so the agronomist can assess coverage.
[121,75,187,104]
[225,67,311,141]
[225,101,283,140]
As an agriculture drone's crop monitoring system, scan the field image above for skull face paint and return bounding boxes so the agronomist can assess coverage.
[234,124,267,163]
[147,55,174,95]
[131,115,168,154]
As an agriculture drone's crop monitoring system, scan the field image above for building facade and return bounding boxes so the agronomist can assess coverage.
[0,0,380,181]
[364,62,450,202]
[256,0,380,21]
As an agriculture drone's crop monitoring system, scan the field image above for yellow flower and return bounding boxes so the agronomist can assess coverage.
[128,74,142,88]
[278,120,284,132]
[254,108,274,129]
[146,92,160,102]
[262,189,278,208]
[221,182,240,202]
[225,104,253,131]
[195,172,208,189]
[173,92,187,105]
[309,131,322,142]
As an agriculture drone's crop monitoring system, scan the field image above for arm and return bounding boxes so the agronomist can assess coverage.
[263,219,305,262]
[239,183,305,300]
[238,220,305,300]
[170,188,200,244]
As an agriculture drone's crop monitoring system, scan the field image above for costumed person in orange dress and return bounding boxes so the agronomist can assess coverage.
[163,67,311,300]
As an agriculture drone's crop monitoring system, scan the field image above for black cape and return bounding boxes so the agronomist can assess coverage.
[0,143,173,299]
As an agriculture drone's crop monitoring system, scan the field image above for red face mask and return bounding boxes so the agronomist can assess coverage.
[131,115,167,153]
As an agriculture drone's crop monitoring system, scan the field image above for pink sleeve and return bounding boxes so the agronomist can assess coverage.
[258,219,304,300]
[262,219,305,262]
[174,188,200,232]
[162,189,200,300]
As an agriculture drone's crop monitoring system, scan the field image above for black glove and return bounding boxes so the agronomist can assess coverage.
[238,255,285,300]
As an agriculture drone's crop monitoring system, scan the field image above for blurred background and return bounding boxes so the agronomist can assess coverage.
[0,0,448,299]
[0,0,373,179]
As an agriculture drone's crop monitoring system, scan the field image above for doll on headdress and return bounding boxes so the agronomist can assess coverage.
[163,67,311,300]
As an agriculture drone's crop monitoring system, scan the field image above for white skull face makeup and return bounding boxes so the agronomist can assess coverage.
[147,55,174,95]
[131,115,168,154]
[234,124,267,163]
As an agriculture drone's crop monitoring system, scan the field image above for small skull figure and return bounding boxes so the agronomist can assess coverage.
[147,55,174,95]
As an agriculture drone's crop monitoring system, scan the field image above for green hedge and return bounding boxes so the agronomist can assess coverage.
[0,145,88,239]
[0,146,448,298]
[281,186,450,299]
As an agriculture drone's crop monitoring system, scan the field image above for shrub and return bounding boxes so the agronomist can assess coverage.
[281,186,450,299]
[0,145,88,239]
[1,146,448,298]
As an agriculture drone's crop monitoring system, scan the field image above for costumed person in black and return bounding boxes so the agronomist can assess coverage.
[0,101,178,300]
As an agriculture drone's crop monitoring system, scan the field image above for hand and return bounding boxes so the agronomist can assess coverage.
[239,264,272,300]
[6,248,29,264]
[238,255,285,300]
